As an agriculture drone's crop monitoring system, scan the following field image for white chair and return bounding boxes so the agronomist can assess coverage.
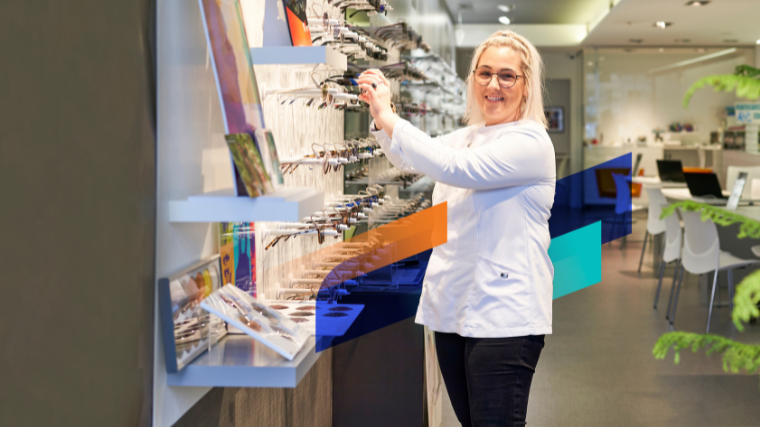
[610,173,646,247]
[670,209,759,332]
[638,188,668,273]
[653,205,682,311]
[752,178,760,200]
[726,166,760,200]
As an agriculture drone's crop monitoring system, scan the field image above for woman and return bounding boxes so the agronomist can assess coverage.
[357,30,555,427]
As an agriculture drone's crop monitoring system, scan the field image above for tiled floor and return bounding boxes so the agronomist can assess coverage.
[440,212,760,426]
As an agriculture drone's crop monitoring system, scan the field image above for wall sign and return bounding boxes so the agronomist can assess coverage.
[735,103,760,124]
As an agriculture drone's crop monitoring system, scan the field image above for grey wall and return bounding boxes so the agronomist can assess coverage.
[0,2,156,427]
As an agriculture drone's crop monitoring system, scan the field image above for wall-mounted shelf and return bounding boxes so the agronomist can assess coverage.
[251,46,347,71]
[169,187,324,223]
[166,335,322,387]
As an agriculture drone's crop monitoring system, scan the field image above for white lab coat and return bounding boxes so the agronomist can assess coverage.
[371,119,556,337]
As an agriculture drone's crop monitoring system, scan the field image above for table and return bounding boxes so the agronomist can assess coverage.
[661,188,745,205]
[631,176,687,189]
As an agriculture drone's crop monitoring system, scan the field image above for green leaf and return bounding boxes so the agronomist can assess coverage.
[682,69,760,109]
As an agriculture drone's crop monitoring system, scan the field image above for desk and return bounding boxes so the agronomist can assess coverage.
[661,188,742,204]
[631,176,687,189]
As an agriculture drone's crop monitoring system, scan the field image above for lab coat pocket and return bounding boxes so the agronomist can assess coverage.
[471,256,531,328]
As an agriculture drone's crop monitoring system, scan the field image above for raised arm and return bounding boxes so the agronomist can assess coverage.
[370,122,418,173]
[387,119,553,190]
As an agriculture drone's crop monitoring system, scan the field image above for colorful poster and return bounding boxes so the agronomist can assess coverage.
[219,223,236,286]
[283,0,312,47]
[219,222,256,297]
[225,133,274,197]
[199,0,282,194]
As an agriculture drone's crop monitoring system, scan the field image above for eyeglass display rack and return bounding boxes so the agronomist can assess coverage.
[154,0,462,423]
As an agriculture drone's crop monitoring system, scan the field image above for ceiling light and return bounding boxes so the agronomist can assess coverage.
[756,39,760,45]
[629,39,643,43]
[588,61,594,66]
[659,48,665,53]
[498,16,511,25]
[497,5,514,12]
[685,1,710,6]
[697,48,705,53]
[654,21,673,29]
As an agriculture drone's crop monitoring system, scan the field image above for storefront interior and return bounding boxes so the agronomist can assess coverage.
[4,0,760,426]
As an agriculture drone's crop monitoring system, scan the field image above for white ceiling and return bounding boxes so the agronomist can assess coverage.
[584,0,760,46]
[446,0,609,25]
[449,0,760,48]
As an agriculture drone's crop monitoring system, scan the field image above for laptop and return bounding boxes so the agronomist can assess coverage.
[657,160,685,183]
[684,172,732,204]
[633,153,643,177]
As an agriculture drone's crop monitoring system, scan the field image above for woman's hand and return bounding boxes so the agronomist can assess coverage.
[357,69,399,135]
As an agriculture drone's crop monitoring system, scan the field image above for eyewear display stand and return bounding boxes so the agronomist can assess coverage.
[251,46,348,70]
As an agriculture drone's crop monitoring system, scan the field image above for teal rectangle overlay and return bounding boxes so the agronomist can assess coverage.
[549,221,602,299]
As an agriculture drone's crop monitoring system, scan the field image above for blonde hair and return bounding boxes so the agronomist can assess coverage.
[464,30,547,128]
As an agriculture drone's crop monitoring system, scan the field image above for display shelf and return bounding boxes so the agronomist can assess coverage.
[169,187,324,223]
[251,46,347,71]
[166,335,322,387]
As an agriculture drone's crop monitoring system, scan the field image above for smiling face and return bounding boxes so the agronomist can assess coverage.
[473,46,527,126]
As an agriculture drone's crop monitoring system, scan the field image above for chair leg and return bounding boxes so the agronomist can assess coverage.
[706,269,720,334]
[669,266,685,325]
[607,217,615,246]
[665,259,681,319]
[638,230,649,273]
[620,215,627,250]
[653,258,667,309]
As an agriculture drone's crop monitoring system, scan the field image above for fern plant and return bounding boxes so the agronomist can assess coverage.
[682,64,760,109]
[654,201,760,382]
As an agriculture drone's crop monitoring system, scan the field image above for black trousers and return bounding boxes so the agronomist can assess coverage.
[435,332,545,427]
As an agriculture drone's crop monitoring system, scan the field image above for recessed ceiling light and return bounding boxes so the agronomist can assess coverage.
[659,48,665,52]
[654,21,673,29]
[629,39,643,43]
[697,48,706,52]
[498,16,511,25]
[685,1,710,6]
[756,39,760,45]
[497,5,514,12]
[587,61,594,66]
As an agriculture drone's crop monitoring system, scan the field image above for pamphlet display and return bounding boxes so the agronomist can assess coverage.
[199,0,282,196]
[158,256,227,373]
[225,133,274,197]
[200,285,311,360]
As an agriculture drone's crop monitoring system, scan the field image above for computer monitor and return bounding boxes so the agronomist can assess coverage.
[656,160,685,183]
[726,172,748,210]
[684,172,726,199]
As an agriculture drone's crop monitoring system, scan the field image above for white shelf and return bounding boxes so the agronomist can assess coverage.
[169,187,324,223]
[251,46,347,71]
[167,335,322,388]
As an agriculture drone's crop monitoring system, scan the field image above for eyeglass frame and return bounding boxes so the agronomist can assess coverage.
[472,68,524,89]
